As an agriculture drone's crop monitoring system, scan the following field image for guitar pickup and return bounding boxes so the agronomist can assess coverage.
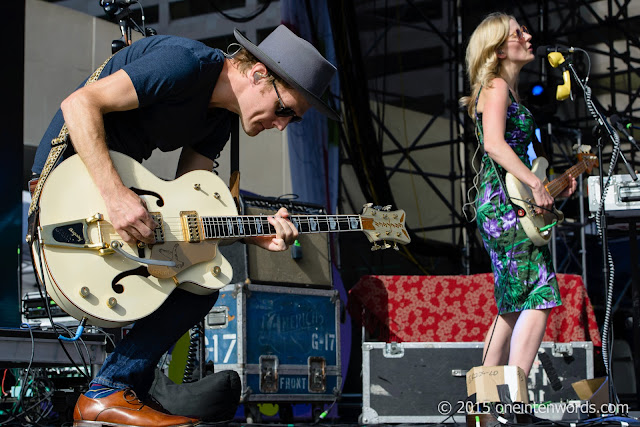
[150,212,165,244]
[180,211,202,243]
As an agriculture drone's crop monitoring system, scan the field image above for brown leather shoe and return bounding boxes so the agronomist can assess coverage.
[73,389,194,427]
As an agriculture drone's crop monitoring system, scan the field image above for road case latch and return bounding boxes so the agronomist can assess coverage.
[308,357,326,393]
[383,342,404,358]
[259,355,279,393]
[552,343,573,357]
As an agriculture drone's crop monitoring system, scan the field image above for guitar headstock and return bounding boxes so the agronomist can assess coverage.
[576,145,599,173]
[360,203,411,251]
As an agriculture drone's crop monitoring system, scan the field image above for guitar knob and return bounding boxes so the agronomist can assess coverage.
[211,266,222,277]
[79,287,90,298]
[106,297,117,309]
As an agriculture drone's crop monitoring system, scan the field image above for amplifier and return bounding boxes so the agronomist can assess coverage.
[22,291,68,319]
[587,175,640,218]
[218,195,333,288]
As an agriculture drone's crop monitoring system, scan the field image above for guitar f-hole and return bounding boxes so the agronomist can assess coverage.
[130,187,164,207]
[112,266,151,294]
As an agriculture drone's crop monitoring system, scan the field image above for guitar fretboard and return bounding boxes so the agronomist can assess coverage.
[201,215,363,239]
[545,159,592,198]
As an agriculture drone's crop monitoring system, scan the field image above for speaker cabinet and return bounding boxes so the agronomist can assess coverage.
[218,196,333,288]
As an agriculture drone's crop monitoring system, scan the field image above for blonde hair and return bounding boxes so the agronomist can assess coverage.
[459,12,515,119]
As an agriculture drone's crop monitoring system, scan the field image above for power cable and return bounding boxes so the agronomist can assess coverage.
[206,0,271,23]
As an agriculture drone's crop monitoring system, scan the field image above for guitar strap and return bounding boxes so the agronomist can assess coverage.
[27,54,115,225]
[229,170,241,213]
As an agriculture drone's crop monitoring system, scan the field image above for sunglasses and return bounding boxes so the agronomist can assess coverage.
[272,81,302,123]
[509,25,530,41]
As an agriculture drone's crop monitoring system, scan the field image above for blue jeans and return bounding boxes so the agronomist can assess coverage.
[92,289,219,397]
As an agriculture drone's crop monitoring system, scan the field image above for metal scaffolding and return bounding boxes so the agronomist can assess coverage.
[336,0,638,277]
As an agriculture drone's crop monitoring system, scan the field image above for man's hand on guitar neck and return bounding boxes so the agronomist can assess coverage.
[244,207,299,252]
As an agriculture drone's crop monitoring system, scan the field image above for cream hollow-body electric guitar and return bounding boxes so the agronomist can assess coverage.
[505,146,598,246]
[31,151,410,328]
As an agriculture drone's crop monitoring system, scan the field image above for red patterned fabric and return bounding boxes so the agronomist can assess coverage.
[347,273,601,346]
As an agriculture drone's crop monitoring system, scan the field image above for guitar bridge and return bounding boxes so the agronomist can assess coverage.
[180,211,202,243]
[39,216,114,253]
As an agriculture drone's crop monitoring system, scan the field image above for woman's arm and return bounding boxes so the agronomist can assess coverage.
[478,78,554,213]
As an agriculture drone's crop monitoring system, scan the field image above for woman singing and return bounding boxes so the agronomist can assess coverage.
[460,12,577,376]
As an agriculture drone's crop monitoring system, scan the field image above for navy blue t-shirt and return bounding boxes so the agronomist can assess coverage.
[32,35,233,174]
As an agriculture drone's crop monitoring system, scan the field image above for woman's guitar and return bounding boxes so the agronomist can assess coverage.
[31,151,410,327]
[505,146,598,246]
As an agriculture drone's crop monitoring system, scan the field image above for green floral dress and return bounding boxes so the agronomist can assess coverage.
[474,89,562,314]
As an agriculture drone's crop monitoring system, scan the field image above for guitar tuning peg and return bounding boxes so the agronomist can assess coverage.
[382,241,391,249]
[371,243,382,251]
[393,242,399,251]
[362,203,373,209]
[382,205,392,211]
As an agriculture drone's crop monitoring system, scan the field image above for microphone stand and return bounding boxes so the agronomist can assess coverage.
[564,57,628,407]
[568,61,637,182]
[615,123,640,153]
[101,1,156,54]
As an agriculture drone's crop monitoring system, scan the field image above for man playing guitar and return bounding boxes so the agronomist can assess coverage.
[30,25,340,427]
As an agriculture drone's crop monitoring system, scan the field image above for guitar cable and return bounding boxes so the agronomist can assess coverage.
[480,220,517,367]
[27,222,92,382]
[481,159,522,367]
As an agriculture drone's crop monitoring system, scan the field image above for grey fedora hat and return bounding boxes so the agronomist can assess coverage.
[234,25,341,121]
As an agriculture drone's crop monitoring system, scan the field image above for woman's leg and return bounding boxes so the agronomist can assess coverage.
[483,312,519,366]
[508,308,551,376]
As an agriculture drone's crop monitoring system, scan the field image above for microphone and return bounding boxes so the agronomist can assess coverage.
[542,50,571,101]
[536,45,576,57]
[611,114,638,147]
